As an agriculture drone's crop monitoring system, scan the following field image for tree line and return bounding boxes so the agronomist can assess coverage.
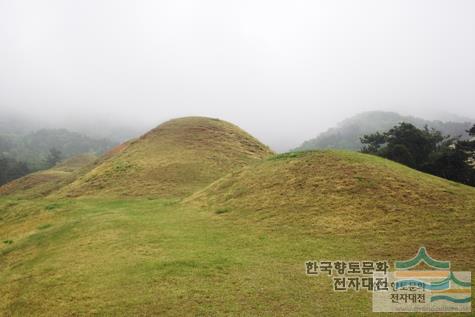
[0,128,115,187]
[0,148,64,186]
[361,123,475,186]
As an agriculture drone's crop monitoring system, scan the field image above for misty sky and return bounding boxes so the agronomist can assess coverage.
[1,0,474,151]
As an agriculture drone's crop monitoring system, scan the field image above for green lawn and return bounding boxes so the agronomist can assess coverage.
[0,196,472,316]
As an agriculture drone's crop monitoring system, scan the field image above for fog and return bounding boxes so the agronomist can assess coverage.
[1,0,474,151]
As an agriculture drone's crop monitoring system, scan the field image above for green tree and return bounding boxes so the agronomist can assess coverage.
[385,144,415,167]
[457,124,475,161]
[361,122,475,186]
[361,123,444,169]
[46,147,63,167]
[0,155,30,186]
[424,147,475,185]
[468,124,475,136]
[360,132,385,154]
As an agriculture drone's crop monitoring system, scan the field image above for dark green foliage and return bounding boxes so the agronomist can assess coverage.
[457,124,475,157]
[386,123,444,167]
[46,147,63,168]
[0,128,113,186]
[385,144,415,167]
[469,125,475,136]
[361,122,475,186]
[424,124,475,185]
[360,131,385,154]
[424,147,475,185]
[0,155,30,186]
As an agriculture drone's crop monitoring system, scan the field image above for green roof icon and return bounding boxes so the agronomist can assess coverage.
[395,247,450,270]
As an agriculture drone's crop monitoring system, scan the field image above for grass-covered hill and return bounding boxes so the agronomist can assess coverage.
[0,118,474,316]
[57,117,273,198]
[0,154,97,198]
[187,150,475,263]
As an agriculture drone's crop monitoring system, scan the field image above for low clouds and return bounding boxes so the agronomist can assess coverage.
[1,0,474,151]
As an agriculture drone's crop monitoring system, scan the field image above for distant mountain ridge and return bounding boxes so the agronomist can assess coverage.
[0,109,144,144]
[295,111,474,151]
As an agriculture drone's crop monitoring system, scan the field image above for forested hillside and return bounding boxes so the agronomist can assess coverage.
[0,129,115,185]
[296,111,473,151]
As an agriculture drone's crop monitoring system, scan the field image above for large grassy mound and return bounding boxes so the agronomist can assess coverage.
[0,154,97,198]
[57,117,273,198]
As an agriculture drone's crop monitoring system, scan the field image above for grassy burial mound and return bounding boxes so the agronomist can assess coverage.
[0,154,97,198]
[58,117,273,198]
[187,150,475,260]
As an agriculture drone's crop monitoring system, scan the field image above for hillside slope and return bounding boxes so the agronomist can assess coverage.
[0,154,97,198]
[57,117,273,198]
[187,150,475,255]
[1,152,474,315]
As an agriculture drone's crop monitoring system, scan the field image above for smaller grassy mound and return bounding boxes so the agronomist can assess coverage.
[186,150,475,261]
[58,117,273,198]
[187,150,473,214]
[0,154,97,198]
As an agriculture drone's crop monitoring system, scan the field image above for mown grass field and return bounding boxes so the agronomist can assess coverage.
[1,197,374,316]
[0,156,474,316]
